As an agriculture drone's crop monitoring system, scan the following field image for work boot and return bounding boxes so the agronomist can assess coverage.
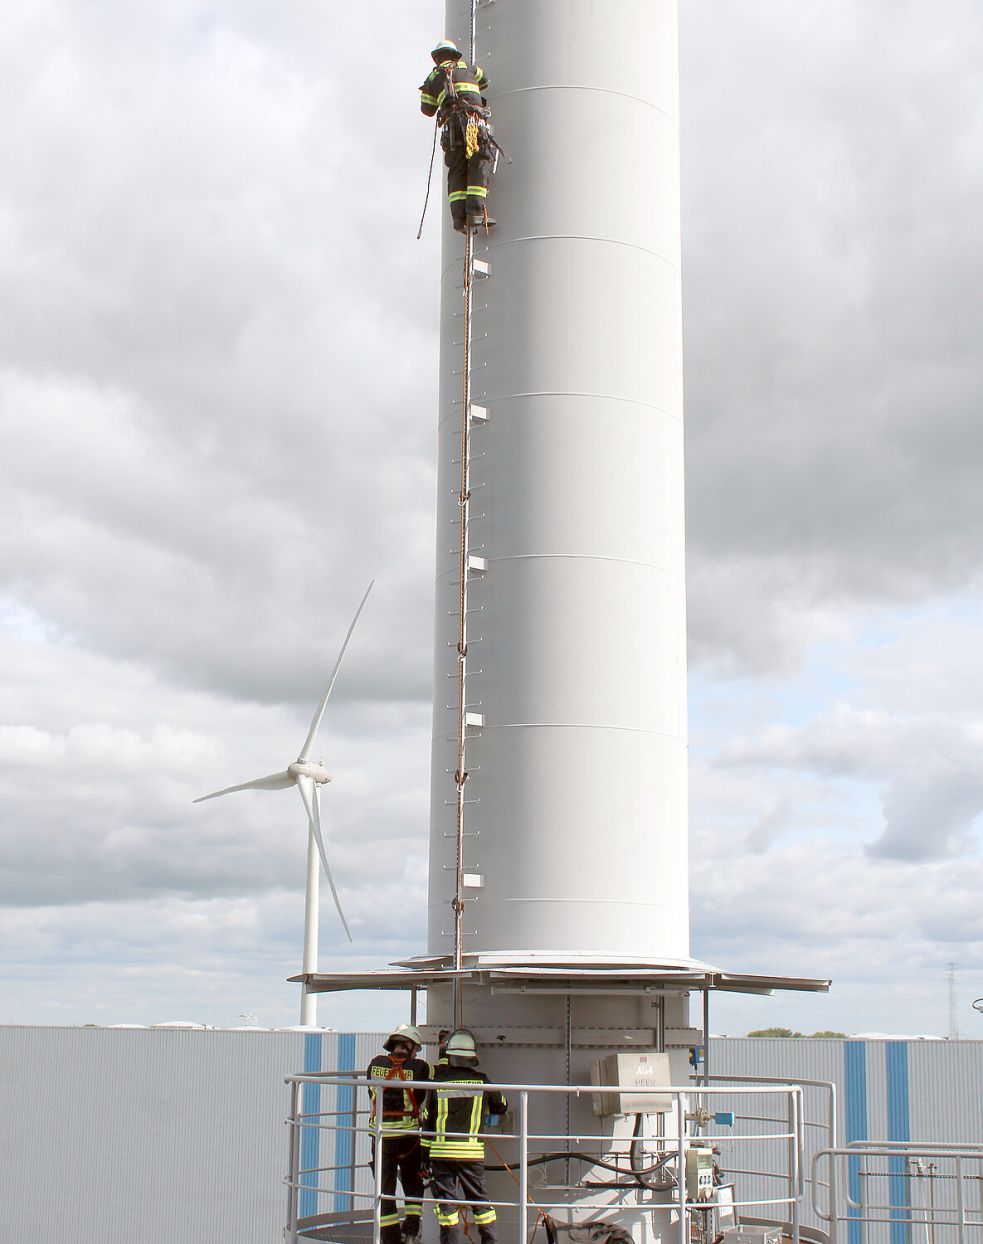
[468,214,495,230]
[453,217,467,233]
[402,1221,422,1243]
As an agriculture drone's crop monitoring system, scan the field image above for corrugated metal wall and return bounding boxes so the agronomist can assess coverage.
[2,1028,980,1244]
[710,1038,983,1244]
[0,1025,385,1244]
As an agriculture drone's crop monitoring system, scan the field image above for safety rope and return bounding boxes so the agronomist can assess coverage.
[465,114,480,160]
[451,0,482,1031]
[452,221,473,1029]
[417,118,440,240]
[487,1141,554,1244]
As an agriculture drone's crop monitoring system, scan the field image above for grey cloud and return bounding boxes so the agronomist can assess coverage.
[1,0,440,706]
[682,0,983,672]
[718,706,983,860]
[872,758,983,860]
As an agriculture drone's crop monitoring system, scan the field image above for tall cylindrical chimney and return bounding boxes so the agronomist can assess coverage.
[428,0,687,965]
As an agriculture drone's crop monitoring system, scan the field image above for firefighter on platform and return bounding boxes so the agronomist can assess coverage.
[421,1030,507,1244]
[367,1024,432,1243]
[420,40,497,232]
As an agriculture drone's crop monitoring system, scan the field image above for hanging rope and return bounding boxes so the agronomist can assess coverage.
[417,118,440,240]
[487,1141,555,1244]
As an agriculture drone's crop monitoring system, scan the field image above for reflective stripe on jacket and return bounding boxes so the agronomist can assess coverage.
[421,1064,507,1160]
[420,60,490,116]
[367,1054,432,1134]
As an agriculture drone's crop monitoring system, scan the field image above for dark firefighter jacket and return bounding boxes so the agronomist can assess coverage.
[421,1063,507,1161]
[420,60,490,117]
[367,1053,432,1135]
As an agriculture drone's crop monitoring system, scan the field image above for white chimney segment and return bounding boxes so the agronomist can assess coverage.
[428,0,688,966]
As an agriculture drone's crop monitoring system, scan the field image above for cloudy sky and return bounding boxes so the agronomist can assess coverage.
[2,0,982,1038]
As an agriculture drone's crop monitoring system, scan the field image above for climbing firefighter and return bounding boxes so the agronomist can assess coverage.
[420,40,497,232]
[421,1030,507,1244]
[367,1024,433,1243]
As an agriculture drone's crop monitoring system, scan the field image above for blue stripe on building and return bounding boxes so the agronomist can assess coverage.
[845,1041,869,1244]
[886,1042,911,1244]
[300,1032,324,1220]
[334,1033,358,1212]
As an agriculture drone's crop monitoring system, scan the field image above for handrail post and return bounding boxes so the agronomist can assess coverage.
[374,1127,385,1244]
[955,1155,965,1244]
[677,1091,688,1244]
[789,1089,800,1244]
[860,1154,868,1244]
[350,1069,359,1213]
[286,1079,302,1244]
[828,1086,839,1244]
[519,1091,529,1244]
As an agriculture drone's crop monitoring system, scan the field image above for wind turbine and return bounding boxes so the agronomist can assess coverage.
[195,582,373,1022]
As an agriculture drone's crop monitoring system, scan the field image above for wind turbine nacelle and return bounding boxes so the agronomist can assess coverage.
[288,761,332,786]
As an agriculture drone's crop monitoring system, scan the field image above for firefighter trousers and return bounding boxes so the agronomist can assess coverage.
[430,1159,497,1244]
[370,1133,425,1243]
[443,130,494,227]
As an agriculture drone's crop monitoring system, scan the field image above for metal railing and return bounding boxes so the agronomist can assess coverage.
[284,1074,810,1244]
[706,1074,839,1244]
[811,1143,983,1244]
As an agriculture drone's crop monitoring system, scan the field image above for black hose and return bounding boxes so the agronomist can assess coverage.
[629,1113,678,1192]
[485,1144,677,1182]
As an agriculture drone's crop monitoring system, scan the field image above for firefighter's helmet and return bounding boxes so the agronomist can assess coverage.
[444,1029,479,1061]
[384,1023,422,1053]
[431,39,461,63]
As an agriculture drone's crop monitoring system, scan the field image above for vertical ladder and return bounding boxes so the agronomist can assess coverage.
[450,0,488,1027]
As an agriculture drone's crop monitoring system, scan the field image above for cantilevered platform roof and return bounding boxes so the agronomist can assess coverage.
[290,954,829,997]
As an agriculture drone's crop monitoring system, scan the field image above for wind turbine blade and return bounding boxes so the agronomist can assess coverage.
[194,771,294,802]
[297,581,374,762]
[296,776,352,942]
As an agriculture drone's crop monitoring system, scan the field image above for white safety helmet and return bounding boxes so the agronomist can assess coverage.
[431,39,461,63]
[444,1029,479,1061]
[384,1023,422,1053]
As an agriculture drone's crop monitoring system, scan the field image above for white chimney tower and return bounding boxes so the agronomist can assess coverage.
[428,0,689,970]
